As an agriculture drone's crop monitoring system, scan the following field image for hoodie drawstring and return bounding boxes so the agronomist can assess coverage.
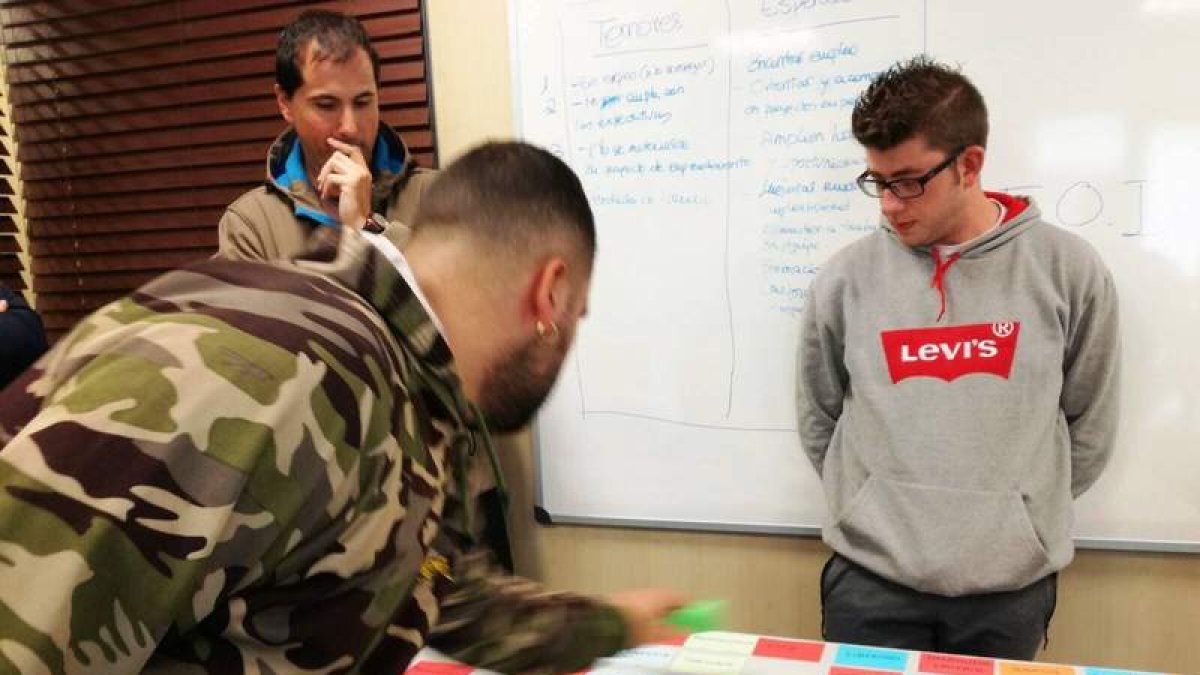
[930,249,961,322]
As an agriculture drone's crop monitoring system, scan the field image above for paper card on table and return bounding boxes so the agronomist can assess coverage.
[918,652,996,675]
[588,664,664,675]
[834,644,911,671]
[998,663,1075,675]
[753,638,825,662]
[406,661,476,675]
[684,632,760,656]
[671,650,750,675]
[742,656,825,675]
[831,667,902,675]
[602,644,680,669]
[1084,669,1167,675]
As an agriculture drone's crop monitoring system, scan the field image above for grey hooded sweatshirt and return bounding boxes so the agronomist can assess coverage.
[797,193,1120,596]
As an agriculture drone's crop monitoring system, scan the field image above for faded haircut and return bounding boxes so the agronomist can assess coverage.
[413,142,596,269]
[852,55,988,153]
[276,10,381,97]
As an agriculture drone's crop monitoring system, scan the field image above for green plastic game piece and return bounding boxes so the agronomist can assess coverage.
[666,600,726,633]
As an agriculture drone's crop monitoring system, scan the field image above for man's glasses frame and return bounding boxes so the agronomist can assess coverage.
[856,147,965,199]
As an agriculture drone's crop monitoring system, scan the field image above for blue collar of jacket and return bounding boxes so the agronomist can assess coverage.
[267,123,412,228]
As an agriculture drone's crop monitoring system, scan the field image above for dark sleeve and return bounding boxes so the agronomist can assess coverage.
[0,285,48,390]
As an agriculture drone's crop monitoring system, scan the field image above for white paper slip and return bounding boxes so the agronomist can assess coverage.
[684,632,760,656]
[588,664,668,675]
[671,651,750,675]
[602,644,681,669]
[739,656,825,675]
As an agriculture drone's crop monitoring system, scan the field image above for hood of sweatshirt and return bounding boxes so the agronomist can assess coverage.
[887,192,1041,320]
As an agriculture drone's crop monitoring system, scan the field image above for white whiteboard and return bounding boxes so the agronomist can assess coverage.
[511,0,1200,550]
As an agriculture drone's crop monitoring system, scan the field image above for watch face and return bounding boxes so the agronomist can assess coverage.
[364,214,387,234]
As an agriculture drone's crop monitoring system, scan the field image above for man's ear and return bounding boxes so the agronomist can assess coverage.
[274,83,295,125]
[959,145,986,189]
[531,257,569,326]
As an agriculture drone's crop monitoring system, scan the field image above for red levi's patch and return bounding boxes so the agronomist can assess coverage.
[880,322,1020,384]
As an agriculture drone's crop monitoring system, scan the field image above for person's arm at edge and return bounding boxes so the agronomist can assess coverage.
[1062,258,1121,497]
[427,549,684,675]
[795,275,846,477]
[0,285,48,390]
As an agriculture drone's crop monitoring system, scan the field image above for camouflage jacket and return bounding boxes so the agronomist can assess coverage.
[215,123,512,572]
[0,230,626,674]
[216,122,437,262]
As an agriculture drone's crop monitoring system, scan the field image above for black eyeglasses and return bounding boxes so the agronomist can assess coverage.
[856,148,964,199]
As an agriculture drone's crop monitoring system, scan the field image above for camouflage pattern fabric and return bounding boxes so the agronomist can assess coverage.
[0,229,625,674]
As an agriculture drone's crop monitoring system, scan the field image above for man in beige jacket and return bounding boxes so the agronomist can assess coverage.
[215,10,516,570]
[217,9,434,262]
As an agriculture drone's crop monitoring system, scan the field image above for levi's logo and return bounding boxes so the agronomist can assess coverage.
[881,321,1020,383]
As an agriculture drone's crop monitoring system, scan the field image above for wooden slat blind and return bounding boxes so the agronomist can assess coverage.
[0,56,26,297]
[0,0,437,340]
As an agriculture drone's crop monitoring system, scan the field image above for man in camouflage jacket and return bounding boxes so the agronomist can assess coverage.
[0,141,681,674]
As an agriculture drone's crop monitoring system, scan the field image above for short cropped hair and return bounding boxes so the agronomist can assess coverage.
[276,10,381,97]
[413,142,596,268]
[852,55,988,153]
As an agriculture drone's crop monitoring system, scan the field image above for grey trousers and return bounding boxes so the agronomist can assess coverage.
[821,553,1058,659]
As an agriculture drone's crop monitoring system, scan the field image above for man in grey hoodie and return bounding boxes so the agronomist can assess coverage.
[796,56,1120,658]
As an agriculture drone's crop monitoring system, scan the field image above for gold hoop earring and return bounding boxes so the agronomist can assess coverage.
[536,320,560,342]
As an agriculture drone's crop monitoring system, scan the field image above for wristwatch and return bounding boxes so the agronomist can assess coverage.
[364,212,389,234]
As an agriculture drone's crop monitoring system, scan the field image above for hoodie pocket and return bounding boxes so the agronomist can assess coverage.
[829,475,1052,596]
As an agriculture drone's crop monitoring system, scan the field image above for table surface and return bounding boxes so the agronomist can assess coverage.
[405,632,1168,675]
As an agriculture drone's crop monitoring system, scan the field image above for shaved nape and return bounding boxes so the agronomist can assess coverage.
[413,142,594,257]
